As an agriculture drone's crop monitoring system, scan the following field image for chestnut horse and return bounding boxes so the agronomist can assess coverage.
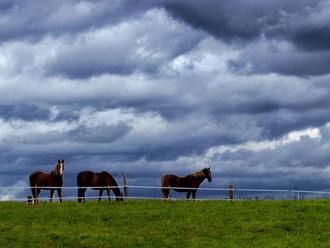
[161,167,212,199]
[29,160,65,204]
[77,171,123,202]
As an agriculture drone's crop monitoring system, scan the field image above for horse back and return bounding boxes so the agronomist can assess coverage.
[161,174,195,192]
[77,171,95,187]
[161,174,191,186]
[29,171,59,187]
[77,171,119,194]
[77,171,108,187]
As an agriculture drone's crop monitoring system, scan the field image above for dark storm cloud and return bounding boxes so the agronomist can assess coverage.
[0,104,50,121]
[2,0,329,78]
[229,39,330,76]
[291,27,330,51]
[208,128,330,189]
[163,0,326,48]
[164,0,263,41]
[45,8,203,79]
[163,0,330,76]
[0,0,155,43]
[283,0,330,52]
[256,109,330,139]
[68,122,132,143]
[0,109,257,163]
[1,0,330,194]
[0,0,15,12]
[3,0,327,53]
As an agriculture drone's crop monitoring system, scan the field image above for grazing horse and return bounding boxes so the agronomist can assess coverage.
[161,167,212,199]
[77,171,123,202]
[29,160,65,204]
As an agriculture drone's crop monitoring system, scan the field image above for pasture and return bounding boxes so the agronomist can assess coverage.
[0,200,329,247]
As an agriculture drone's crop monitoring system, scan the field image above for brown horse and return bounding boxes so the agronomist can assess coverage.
[161,167,212,199]
[29,160,65,204]
[77,171,123,202]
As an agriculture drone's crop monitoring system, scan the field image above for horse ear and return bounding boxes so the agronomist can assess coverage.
[58,160,60,163]
[62,160,64,163]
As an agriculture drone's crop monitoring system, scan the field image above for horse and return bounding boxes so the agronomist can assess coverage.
[161,167,212,200]
[77,171,123,202]
[29,160,65,204]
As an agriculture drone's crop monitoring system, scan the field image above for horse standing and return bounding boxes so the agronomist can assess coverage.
[161,167,212,199]
[77,171,123,202]
[29,160,65,204]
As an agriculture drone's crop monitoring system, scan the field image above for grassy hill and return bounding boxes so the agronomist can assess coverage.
[0,200,329,247]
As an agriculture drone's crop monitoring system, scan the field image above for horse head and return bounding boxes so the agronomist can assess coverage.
[203,167,212,182]
[116,192,124,201]
[54,160,65,176]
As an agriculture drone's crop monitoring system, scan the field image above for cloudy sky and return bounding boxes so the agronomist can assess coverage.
[1,0,330,194]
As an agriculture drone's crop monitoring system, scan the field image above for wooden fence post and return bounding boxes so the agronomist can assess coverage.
[122,173,128,199]
[228,184,234,200]
[27,195,33,205]
[34,184,38,205]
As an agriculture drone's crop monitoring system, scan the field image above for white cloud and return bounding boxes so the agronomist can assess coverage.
[1,0,330,190]
[205,127,321,158]
[0,180,27,201]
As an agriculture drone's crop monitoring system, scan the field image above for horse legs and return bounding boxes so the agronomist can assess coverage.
[78,188,86,203]
[192,190,197,200]
[186,191,191,199]
[57,188,62,203]
[36,189,41,204]
[82,189,86,203]
[31,187,39,205]
[162,189,170,200]
[161,176,170,200]
[106,189,111,201]
[98,189,104,201]
[50,189,54,203]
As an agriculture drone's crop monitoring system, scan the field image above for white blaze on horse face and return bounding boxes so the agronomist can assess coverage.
[59,163,64,176]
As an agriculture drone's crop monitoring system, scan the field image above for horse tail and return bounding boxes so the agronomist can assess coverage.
[161,175,169,187]
[160,175,170,199]
[77,172,87,203]
[29,174,33,187]
[29,174,34,195]
[77,172,82,186]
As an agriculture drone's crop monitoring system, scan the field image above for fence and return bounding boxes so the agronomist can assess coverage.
[0,185,330,202]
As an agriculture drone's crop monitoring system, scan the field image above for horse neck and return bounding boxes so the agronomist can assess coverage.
[51,170,63,179]
[107,175,121,196]
[189,170,206,185]
[112,187,121,196]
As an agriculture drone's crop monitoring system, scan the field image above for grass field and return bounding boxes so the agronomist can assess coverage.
[0,200,329,247]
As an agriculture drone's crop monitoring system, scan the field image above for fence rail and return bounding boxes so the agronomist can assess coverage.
[1,185,330,202]
[0,185,330,193]
[1,195,231,202]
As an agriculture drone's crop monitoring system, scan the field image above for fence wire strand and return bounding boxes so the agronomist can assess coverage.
[1,185,329,202]
[0,185,329,193]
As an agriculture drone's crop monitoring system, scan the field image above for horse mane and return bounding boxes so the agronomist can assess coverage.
[101,171,118,186]
[188,168,207,178]
[52,163,61,176]
[100,171,122,198]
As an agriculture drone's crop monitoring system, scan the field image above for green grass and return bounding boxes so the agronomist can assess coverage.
[0,200,329,247]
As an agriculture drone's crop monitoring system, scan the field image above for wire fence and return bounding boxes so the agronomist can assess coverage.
[1,185,330,202]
